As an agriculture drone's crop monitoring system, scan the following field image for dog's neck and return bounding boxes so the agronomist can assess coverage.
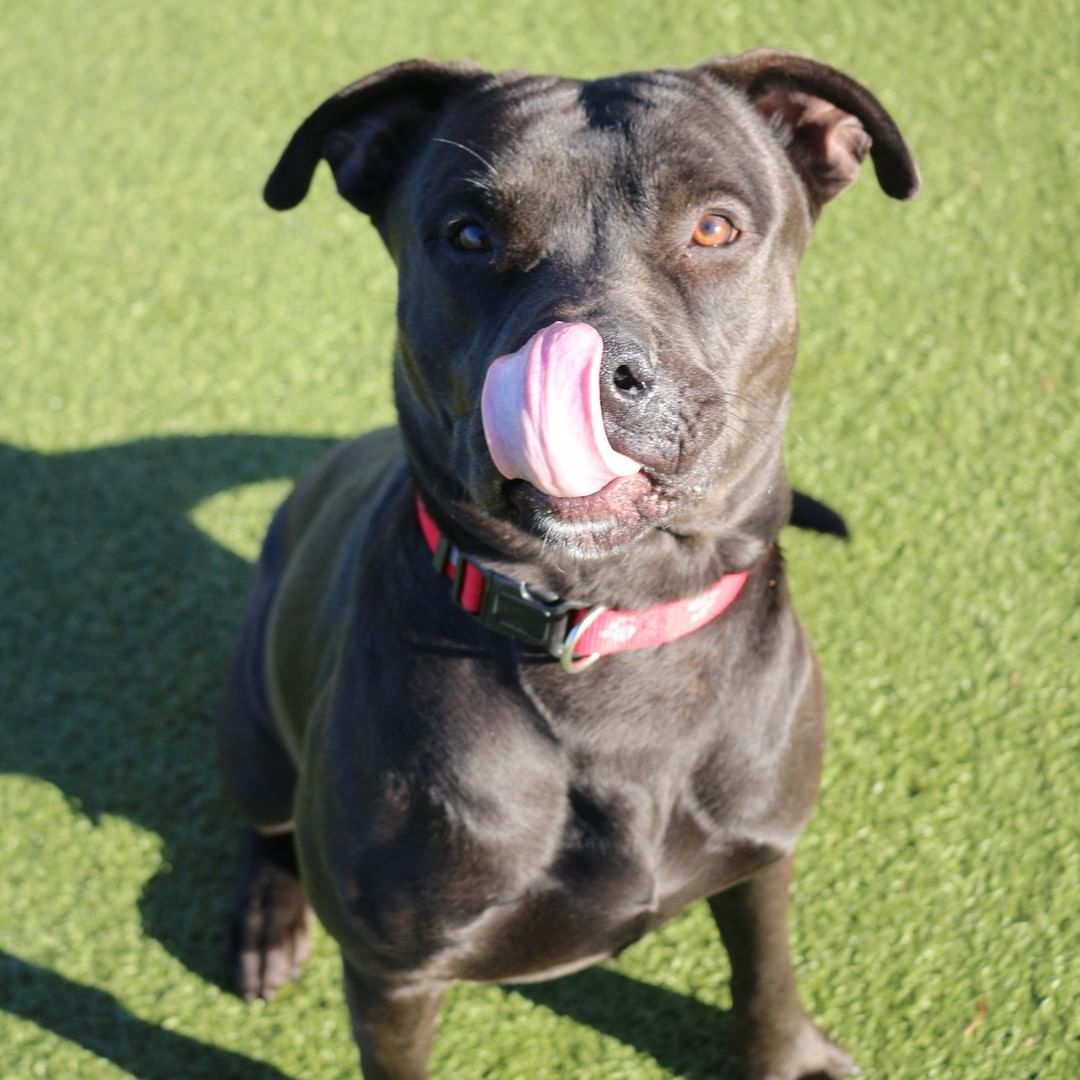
[416,493,752,667]
[410,441,790,611]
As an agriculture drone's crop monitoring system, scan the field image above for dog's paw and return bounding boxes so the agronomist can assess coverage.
[226,830,313,1002]
[742,1016,859,1080]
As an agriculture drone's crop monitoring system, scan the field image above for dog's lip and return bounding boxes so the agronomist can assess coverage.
[508,470,655,522]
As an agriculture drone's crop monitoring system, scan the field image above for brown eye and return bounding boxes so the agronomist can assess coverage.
[449,220,491,252]
[692,213,739,247]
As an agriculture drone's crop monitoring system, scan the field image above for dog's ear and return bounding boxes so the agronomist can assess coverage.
[264,59,489,216]
[698,49,920,209]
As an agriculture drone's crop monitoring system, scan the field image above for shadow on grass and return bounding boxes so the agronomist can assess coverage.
[515,967,738,1080]
[0,434,334,1074]
[1,950,291,1080]
[0,434,738,1077]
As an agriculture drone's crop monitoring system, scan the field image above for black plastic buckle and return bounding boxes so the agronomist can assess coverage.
[432,534,575,656]
[476,567,574,656]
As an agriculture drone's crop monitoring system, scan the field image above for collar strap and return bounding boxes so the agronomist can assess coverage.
[416,495,749,672]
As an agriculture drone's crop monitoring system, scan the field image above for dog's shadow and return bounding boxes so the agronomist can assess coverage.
[515,968,738,1079]
[0,434,737,1078]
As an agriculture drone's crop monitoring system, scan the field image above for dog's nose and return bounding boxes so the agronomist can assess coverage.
[600,333,655,411]
[610,355,652,401]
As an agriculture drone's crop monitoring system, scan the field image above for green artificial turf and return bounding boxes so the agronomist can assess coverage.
[2,0,1076,1076]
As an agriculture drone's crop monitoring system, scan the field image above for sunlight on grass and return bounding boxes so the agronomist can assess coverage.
[189,480,294,563]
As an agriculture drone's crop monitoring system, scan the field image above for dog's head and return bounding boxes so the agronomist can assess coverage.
[265,51,918,570]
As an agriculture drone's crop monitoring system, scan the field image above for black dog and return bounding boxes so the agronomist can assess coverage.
[217,49,918,1078]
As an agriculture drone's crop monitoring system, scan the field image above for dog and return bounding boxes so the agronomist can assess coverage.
[217,49,918,1079]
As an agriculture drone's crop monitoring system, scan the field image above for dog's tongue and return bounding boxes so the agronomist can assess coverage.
[481,322,641,498]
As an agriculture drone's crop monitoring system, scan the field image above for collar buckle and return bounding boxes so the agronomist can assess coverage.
[432,526,577,657]
[473,562,575,657]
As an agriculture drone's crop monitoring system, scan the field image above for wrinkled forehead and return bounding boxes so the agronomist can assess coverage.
[410,69,788,218]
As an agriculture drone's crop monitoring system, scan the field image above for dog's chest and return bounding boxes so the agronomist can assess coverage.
[442,750,784,984]
[309,659,790,984]
[553,767,779,911]
[421,671,789,982]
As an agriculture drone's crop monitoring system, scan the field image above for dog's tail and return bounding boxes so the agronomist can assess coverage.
[789,490,849,539]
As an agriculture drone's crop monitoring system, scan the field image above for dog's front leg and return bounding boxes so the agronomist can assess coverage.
[343,965,447,1080]
[709,855,857,1080]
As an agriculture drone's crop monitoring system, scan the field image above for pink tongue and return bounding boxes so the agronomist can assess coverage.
[481,322,641,498]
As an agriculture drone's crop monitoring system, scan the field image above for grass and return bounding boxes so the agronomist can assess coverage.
[1,0,1076,1076]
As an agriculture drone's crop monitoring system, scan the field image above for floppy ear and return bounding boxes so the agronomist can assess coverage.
[698,49,920,209]
[263,59,489,216]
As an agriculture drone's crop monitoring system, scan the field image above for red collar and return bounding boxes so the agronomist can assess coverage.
[416,495,749,672]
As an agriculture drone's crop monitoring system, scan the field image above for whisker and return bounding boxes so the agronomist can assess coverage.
[432,137,499,178]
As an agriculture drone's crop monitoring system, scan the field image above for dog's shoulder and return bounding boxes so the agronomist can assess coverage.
[285,426,404,534]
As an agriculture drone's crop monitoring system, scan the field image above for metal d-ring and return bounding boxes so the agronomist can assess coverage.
[559,605,608,673]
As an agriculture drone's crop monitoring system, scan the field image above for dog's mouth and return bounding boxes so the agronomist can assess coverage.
[505,470,675,555]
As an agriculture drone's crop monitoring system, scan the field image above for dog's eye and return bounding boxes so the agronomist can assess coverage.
[448,220,491,253]
[692,213,739,248]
